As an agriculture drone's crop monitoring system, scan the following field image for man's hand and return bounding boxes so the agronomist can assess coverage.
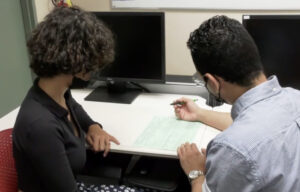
[86,124,120,157]
[173,97,202,122]
[177,143,206,175]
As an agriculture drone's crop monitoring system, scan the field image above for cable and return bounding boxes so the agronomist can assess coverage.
[51,0,58,7]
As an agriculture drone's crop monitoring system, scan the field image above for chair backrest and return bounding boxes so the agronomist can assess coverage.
[0,128,18,192]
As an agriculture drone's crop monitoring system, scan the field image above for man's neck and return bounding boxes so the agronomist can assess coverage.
[230,73,267,104]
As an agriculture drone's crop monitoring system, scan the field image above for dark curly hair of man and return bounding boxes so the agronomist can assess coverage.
[187,15,263,87]
[27,6,115,77]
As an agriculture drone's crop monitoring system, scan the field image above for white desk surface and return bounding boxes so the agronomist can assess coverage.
[0,89,231,158]
[0,107,20,131]
[73,89,231,158]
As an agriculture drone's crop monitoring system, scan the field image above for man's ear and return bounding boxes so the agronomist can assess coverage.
[204,73,220,92]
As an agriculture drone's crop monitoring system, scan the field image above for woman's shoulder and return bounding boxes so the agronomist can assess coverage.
[14,97,62,137]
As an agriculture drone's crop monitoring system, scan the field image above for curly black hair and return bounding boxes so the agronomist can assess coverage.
[27,6,115,77]
[187,15,263,86]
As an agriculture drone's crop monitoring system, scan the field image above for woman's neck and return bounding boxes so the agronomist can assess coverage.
[38,75,73,105]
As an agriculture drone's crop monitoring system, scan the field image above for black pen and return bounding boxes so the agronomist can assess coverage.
[170,99,198,105]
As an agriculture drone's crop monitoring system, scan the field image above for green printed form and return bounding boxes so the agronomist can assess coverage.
[134,116,204,151]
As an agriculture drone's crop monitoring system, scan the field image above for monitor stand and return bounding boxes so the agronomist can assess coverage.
[84,81,142,104]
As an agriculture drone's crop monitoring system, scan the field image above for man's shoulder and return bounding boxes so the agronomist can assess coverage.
[212,88,300,158]
[283,87,300,111]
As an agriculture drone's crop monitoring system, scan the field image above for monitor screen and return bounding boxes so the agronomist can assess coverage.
[243,15,300,90]
[92,12,165,83]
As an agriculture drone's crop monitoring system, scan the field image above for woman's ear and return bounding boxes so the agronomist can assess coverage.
[204,73,220,93]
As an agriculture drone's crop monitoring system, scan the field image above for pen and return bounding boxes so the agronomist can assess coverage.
[170,99,198,105]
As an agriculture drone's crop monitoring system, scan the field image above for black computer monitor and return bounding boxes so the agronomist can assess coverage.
[243,15,300,90]
[85,12,165,104]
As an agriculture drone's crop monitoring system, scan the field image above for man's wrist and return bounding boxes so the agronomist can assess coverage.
[188,169,205,183]
[191,175,205,188]
[196,108,206,122]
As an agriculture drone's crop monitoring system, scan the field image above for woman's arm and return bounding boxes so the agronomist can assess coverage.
[69,92,120,154]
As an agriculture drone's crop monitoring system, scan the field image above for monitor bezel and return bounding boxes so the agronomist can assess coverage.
[92,11,166,84]
[243,14,300,23]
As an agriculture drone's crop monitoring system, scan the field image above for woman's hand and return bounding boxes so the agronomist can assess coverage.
[86,124,120,157]
[173,97,202,122]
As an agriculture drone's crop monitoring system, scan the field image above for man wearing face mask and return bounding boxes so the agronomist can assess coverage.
[174,15,300,192]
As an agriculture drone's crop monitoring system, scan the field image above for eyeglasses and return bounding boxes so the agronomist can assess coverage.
[192,72,224,107]
[192,72,206,87]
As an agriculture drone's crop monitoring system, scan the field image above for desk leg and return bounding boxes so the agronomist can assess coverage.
[124,155,142,175]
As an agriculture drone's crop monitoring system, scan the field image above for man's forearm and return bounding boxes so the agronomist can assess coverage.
[197,109,232,131]
[191,176,205,192]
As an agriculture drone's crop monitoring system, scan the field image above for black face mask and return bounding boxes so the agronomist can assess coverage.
[206,93,224,107]
[204,76,225,107]
[192,72,225,107]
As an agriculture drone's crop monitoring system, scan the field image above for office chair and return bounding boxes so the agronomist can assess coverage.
[0,128,18,192]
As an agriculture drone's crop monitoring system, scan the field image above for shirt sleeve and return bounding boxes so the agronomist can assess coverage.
[25,119,78,192]
[69,96,101,133]
[202,179,212,192]
[205,142,261,192]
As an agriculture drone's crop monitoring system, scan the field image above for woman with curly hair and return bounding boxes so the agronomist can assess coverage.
[13,6,140,192]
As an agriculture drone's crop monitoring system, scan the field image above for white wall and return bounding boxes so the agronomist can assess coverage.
[34,0,300,75]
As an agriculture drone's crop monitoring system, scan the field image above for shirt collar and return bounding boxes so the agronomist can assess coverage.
[231,75,282,120]
[30,78,70,118]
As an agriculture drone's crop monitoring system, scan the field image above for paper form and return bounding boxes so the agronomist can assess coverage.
[134,116,220,151]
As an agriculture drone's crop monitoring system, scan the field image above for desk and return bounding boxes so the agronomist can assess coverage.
[0,107,19,131]
[0,88,231,158]
[72,89,231,158]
